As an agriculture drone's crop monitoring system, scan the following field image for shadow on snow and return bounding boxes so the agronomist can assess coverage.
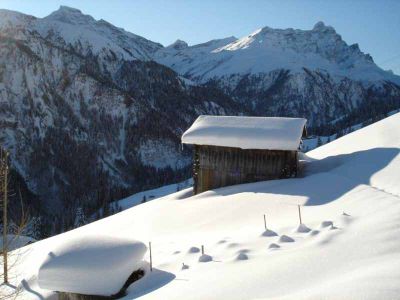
[197,147,399,206]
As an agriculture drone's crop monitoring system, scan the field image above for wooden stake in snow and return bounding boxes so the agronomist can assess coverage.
[149,242,153,272]
[1,149,9,283]
[298,205,302,225]
[263,214,267,230]
[201,245,204,255]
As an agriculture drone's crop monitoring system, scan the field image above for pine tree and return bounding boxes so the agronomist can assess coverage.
[317,137,323,147]
[25,216,42,240]
[326,136,331,143]
[32,217,42,240]
[74,207,86,228]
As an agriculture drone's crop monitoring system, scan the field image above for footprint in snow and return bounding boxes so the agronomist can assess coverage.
[329,224,339,230]
[320,221,333,228]
[235,253,249,261]
[309,230,320,236]
[340,213,353,225]
[278,235,295,243]
[268,243,280,249]
[236,249,251,254]
[320,221,339,230]
[188,247,200,254]
[261,229,278,237]
[217,239,227,244]
[226,242,240,248]
[173,250,181,255]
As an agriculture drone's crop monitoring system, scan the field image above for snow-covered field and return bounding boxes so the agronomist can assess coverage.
[0,235,35,251]
[2,113,400,299]
[303,108,400,151]
[112,179,192,211]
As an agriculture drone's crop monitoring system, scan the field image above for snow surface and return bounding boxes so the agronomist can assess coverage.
[182,115,306,150]
[2,112,400,299]
[111,179,192,210]
[38,235,146,296]
[0,235,35,251]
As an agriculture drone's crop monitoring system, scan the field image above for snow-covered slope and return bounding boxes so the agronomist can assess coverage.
[107,178,193,211]
[4,113,400,299]
[155,22,400,84]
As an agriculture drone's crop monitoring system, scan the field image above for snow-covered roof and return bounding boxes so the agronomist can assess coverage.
[182,115,307,151]
[38,235,147,296]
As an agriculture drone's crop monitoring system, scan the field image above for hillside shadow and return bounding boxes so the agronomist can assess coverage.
[207,147,399,206]
[125,268,175,299]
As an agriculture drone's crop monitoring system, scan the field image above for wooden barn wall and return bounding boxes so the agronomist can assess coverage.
[193,145,297,194]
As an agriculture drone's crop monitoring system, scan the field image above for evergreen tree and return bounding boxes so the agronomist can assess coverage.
[317,137,323,147]
[74,207,86,228]
[27,216,42,240]
[326,136,331,143]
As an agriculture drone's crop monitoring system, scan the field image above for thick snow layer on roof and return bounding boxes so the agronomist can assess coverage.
[37,235,146,296]
[182,115,306,150]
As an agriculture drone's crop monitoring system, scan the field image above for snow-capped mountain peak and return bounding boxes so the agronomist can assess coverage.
[312,20,335,32]
[44,6,95,25]
[17,6,164,61]
[167,39,189,50]
[155,22,399,84]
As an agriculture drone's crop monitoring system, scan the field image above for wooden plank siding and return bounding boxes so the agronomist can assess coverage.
[193,145,298,194]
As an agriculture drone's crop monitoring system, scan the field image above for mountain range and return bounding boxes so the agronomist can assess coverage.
[0,6,399,237]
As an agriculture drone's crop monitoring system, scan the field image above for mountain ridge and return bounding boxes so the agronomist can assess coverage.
[155,21,399,84]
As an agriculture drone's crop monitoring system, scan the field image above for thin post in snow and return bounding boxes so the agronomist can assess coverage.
[298,205,302,225]
[149,242,153,272]
[263,214,267,230]
[201,245,204,255]
[1,149,9,283]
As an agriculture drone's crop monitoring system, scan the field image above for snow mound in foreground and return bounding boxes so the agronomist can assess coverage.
[38,235,146,296]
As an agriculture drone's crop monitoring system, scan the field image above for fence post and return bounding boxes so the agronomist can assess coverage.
[298,205,302,225]
[149,242,152,272]
[1,149,8,283]
[263,214,267,230]
[201,245,204,255]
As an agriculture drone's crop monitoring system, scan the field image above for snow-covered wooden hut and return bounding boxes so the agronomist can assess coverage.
[182,116,307,194]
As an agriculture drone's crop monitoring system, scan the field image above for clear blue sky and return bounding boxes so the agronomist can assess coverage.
[1,0,399,74]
